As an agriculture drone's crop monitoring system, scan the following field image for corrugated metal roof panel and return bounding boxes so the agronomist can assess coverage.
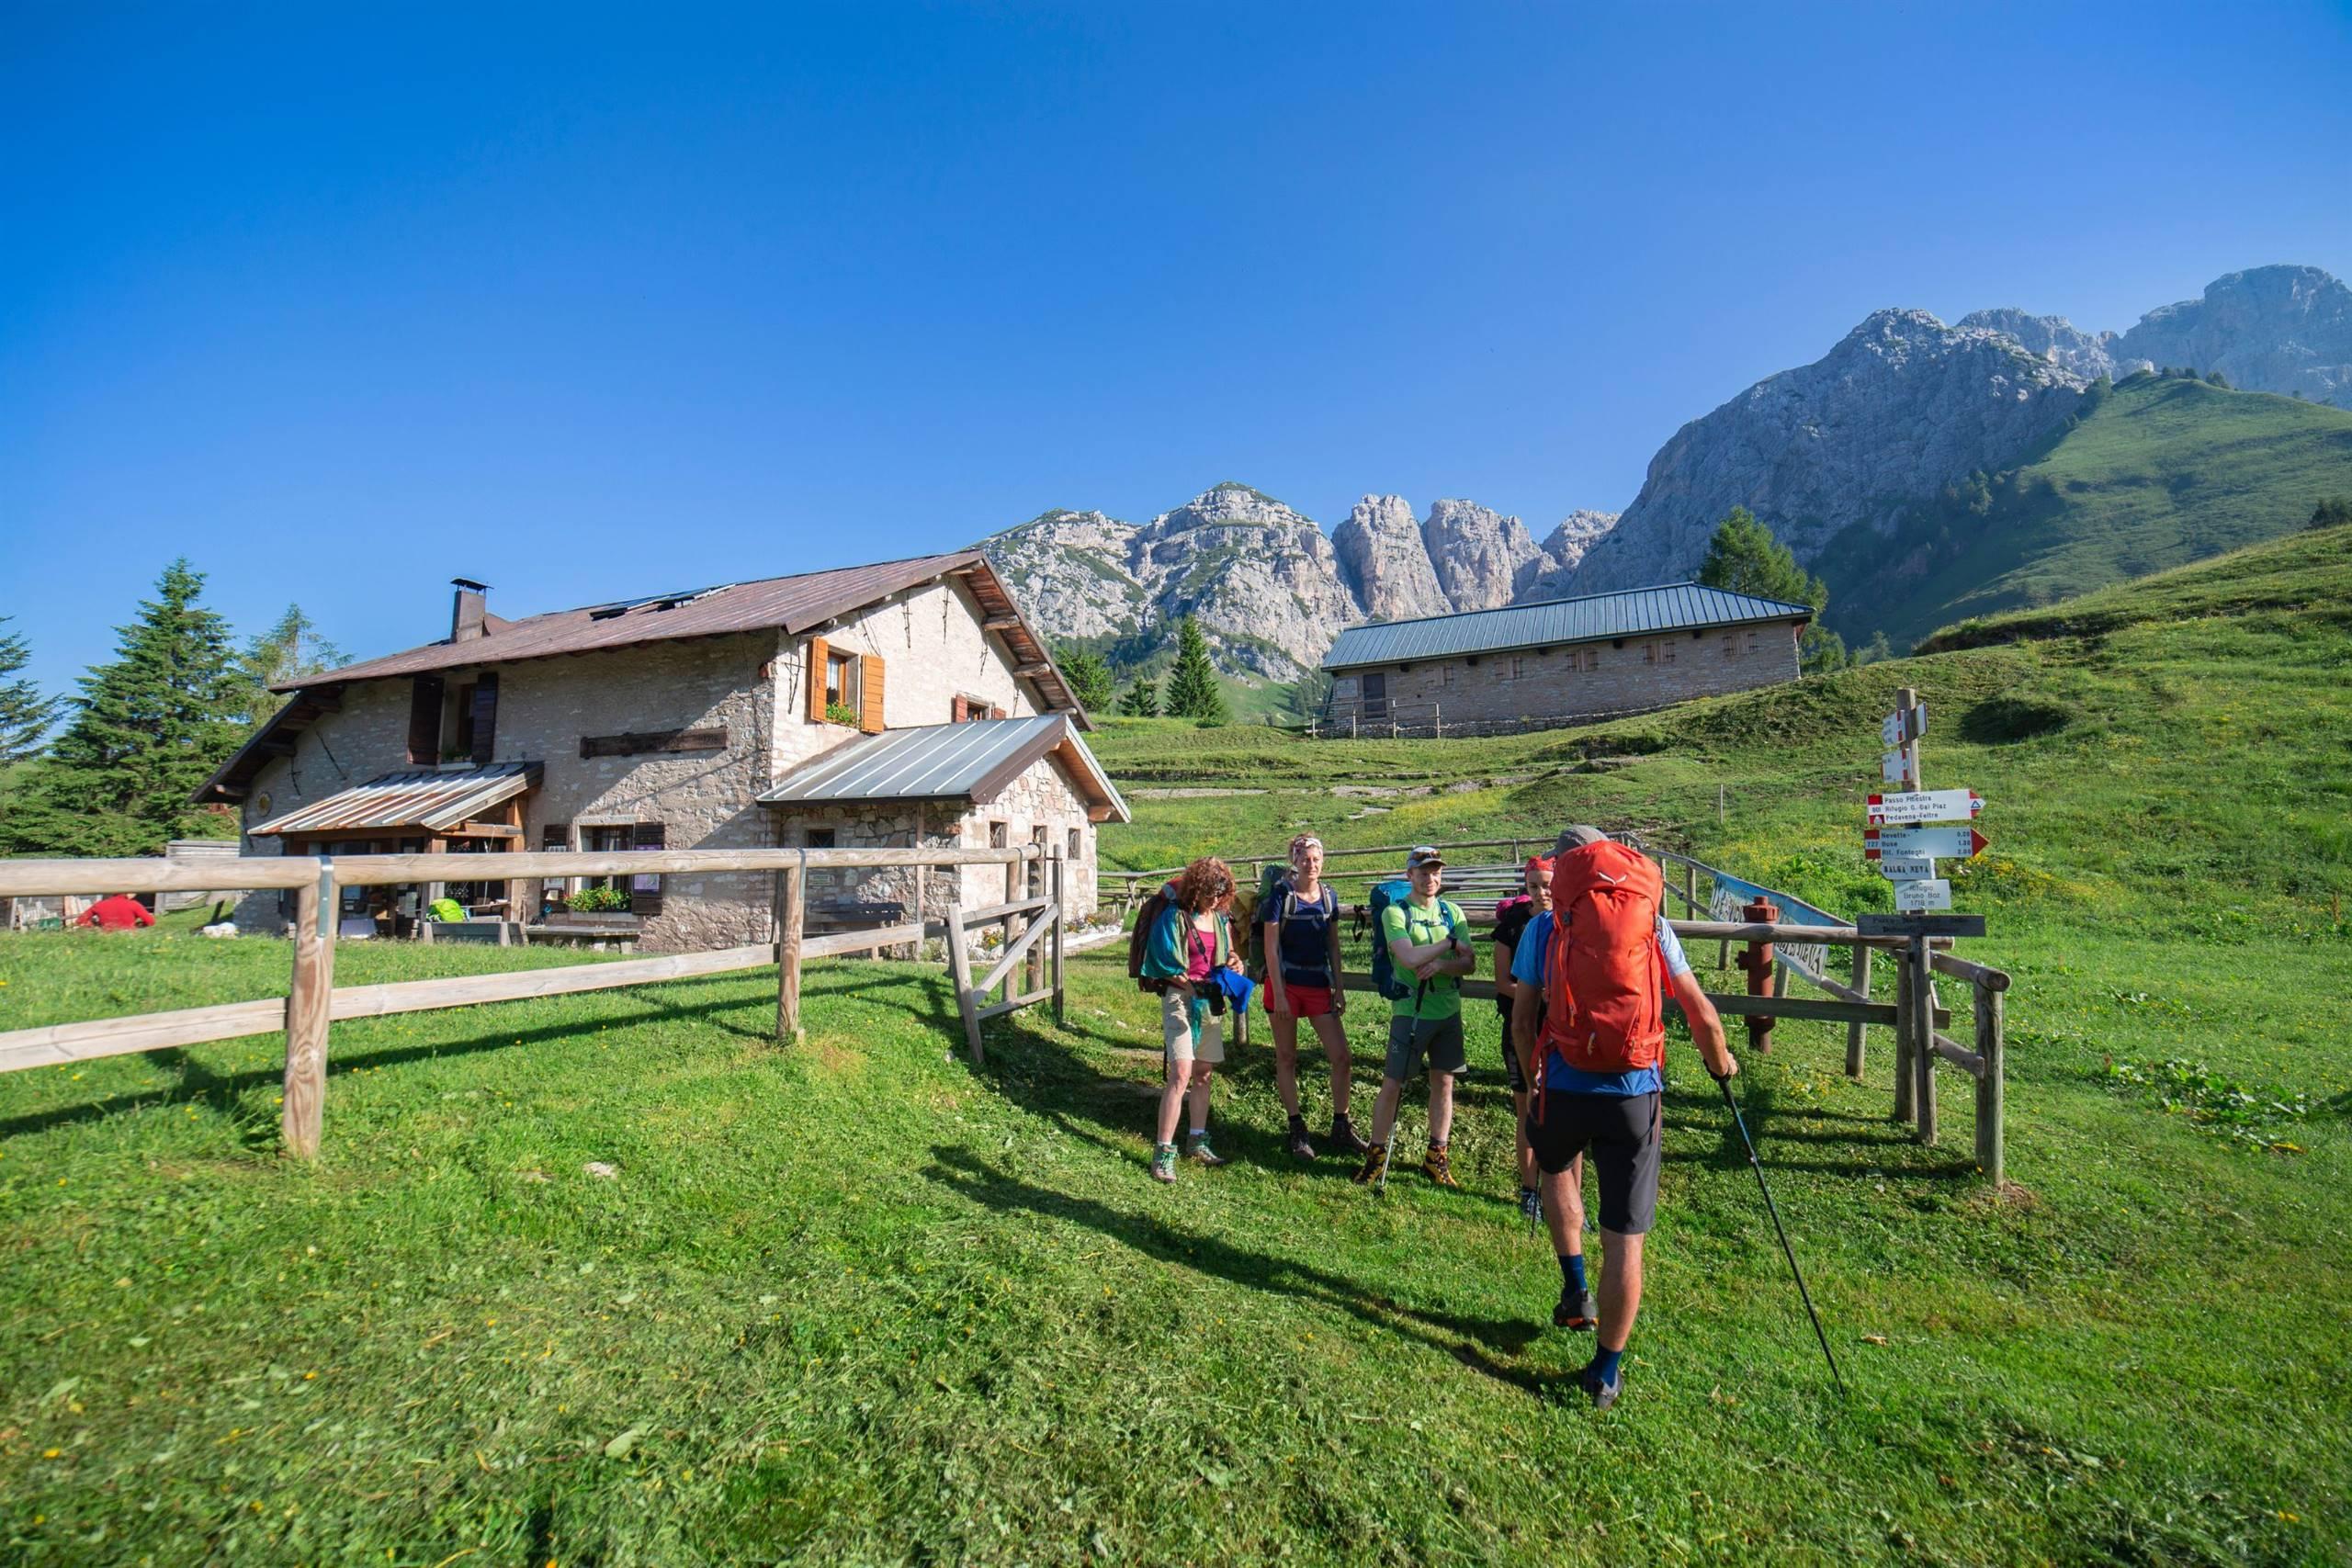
[250,762,540,837]
[1320,582,1814,671]
[757,716,1127,821]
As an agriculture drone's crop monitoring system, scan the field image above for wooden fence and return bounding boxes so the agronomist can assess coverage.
[1115,836,2012,1182]
[0,845,1067,1158]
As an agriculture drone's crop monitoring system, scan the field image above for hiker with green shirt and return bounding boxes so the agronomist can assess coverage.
[1352,846,1477,1188]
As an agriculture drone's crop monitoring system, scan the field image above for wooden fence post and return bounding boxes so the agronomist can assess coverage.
[775,856,805,1042]
[945,907,984,1064]
[1910,937,1938,1145]
[1736,897,1778,1054]
[1973,976,2003,1183]
[1844,943,1872,1078]
[1892,952,1916,1124]
[1050,849,1067,1027]
[281,862,338,1159]
[1683,861,1698,919]
[1024,849,1046,997]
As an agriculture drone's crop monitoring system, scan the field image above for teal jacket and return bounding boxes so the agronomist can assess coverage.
[1142,900,1232,981]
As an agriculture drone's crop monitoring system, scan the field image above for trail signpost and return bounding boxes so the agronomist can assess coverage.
[1864,825,1990,861]
[1867,788,1983,825]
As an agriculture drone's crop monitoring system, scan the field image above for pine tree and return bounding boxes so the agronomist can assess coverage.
[0,616,61,762]
[1161,618,1227,724]
[3,560,250,856]
[1116,671,1161,717]
[1696,507,1848,674]
[1057,646,1115,713]
[236,604,348,727]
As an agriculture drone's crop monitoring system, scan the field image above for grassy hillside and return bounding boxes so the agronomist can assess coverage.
[1815,372,2352,650]
[4,531,2349,1562]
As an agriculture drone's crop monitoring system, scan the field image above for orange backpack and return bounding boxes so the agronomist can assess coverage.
[1540,840,1669,1076]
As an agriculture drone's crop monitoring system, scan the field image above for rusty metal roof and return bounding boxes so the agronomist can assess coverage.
[757,716,1128,821]
[250,762,541,837]
[1321,581,1814,671]
[276,551,1090,727]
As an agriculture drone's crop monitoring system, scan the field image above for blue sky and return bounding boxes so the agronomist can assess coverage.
[6,1,2349,698]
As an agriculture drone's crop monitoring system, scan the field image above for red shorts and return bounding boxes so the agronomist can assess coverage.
[1279,984,1336,1018]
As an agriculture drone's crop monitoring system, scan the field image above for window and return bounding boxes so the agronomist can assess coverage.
[1068,827,1082,860]
[582,825,634,896]
[1641,644,1656,666]
[1747,630,1762,654]
[1658,640,1677,665]
[1581,649,1600,672]
[988,821,1008,849]
[953,694,992,722]
[804,828,837,849]
[824,651,859,717]
[1723,634,1738,659]
[447,682,478,760]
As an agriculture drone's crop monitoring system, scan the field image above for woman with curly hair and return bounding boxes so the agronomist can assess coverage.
[1139,855,1243,1181]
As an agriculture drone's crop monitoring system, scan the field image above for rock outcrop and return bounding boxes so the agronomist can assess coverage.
[1421,499,1542,611]
[1958,308,2120,379]
[1333,495,1451,623]
[1513,510,1622,601]
[2112,265,2352,407]
[1569,309,2091,592]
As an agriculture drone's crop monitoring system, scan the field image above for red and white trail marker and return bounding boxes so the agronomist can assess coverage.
[1867,788,1984,826]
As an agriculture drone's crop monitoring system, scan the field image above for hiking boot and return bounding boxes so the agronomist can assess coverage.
[1285,1118,1317,1161]
[1186,1134,1228,1168]
[1581,1361,1623,1412]
[1554,1287,1597,1332]
[1329,1114,1371,1156]
[1149,1144,1177,1183]
[1518,1186,1544,1226]
[1351,1142,1389,1186]
[1421,1145,1460,1189]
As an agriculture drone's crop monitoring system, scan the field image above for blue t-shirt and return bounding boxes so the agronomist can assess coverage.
[1509,910,1691,1095]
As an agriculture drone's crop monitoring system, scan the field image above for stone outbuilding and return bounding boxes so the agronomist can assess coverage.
[1318,581,1812,738]
[195,552,1128,950]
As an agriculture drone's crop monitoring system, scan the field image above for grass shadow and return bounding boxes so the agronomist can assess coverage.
[922,1145,1550,1393]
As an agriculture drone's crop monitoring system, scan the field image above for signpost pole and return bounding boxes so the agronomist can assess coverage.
[1909,934,1938,1145]
[1892,948,1916,1125]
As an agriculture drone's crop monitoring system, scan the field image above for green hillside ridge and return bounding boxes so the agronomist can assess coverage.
[1814,372,2352,651]
[4,535,2348,1561]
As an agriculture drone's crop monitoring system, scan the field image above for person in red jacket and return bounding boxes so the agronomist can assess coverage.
[76,894,155,931]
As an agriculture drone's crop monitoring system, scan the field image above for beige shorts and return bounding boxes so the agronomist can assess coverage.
[1163,988,1226,1065]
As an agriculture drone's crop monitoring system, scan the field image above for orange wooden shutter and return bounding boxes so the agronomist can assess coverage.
[805,637,830,722]
[859,654,886,733]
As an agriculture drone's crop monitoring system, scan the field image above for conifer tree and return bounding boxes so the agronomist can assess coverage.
[1696,507,1849,673]
[1057,646,1115,713]
[236,604,347,728]
[1161,617,1227,724]
[0,616,60,762]
[2,560,249,856]
[1116,671,1161,717]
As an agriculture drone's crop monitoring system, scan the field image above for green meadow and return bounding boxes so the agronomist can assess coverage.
[2,525,2347,1564]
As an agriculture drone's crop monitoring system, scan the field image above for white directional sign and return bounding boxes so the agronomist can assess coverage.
[1867,788,1984,825]
[1880,706,1927,747]
[1864,825,1989,860]
[1881,750,1911,784]
[1894,878,1952,911]
[1875,854,1937,881]
[1881,714,1904,748]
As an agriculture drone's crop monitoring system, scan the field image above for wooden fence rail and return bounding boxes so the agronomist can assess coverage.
[0,845,1066,1158]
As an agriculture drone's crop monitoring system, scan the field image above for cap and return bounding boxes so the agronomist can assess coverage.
[1406,845,1446,872]
[1553,824,1608,855]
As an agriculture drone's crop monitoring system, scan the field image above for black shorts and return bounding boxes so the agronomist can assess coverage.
[1526,1089,1662,1235]
[1496,998,1528,1093]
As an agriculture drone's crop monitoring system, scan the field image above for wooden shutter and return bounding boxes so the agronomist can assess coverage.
[629,822,665,918]
[805,637,830,722]
[859,654,886,733]
[406,676,444,764]
[952,694,968,723]
[469,671,499,764]
[989,705,1006,721]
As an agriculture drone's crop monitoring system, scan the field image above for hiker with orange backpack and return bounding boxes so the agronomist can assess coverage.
[1137,856,1245,1182]
[1262,833,1370,1161]
[1509,825,1736,1410]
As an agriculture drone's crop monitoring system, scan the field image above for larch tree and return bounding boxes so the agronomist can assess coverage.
[1696,507,1849,673]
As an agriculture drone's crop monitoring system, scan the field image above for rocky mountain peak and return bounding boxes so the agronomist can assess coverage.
[1958,309,2120,380]
[2114,264,2352,406]
[1333,495,1450,623]
[1421,498,1540,612]
[1514,510,1623,601]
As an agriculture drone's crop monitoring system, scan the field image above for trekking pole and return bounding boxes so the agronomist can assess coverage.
[1714,1072,1847,1399]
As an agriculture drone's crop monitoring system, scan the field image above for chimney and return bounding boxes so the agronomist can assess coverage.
[450,578,491,642]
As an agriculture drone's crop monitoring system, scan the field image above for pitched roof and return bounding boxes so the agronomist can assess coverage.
[756,715,1129,823]
[248,762,541,837]
[273,550,1086,723]
[1320,581,1814,671]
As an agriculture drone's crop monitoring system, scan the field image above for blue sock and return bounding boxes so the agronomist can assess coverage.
[1590,1347,1623,1386]
[1558,1254,1588,1296]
